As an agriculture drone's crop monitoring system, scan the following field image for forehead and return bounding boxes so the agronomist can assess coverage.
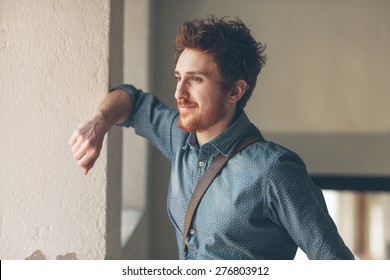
[175,48,220,77]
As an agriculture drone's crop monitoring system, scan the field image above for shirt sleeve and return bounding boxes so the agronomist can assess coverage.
[265,151,355,260]
[112,84,185,162]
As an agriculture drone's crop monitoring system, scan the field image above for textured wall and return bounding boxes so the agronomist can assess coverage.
[0,0,111,259]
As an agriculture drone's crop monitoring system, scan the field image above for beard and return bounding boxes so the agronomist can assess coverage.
[177,97,227,133]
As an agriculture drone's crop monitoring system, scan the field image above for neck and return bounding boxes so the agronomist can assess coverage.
[196,108,237,146]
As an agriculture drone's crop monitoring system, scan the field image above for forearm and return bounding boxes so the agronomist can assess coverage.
[97,89,132,127]
[69,88,132,175]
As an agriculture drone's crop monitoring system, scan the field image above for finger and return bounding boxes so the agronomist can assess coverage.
[69,129,80,147]
[70,132,85,154]
[82,158,96,175]
[71,140,82,155]
[73,147,86,161]
[78,153,91,167]
[73,140,91,160]
[79,149,99,169]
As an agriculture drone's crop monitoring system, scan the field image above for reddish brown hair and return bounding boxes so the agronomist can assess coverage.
[174,15,266,108]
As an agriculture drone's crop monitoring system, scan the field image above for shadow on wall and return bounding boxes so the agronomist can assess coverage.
[25,250,77,260]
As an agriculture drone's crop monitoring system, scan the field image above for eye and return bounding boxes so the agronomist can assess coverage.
[190,76,202,82]
[174,75,181,82]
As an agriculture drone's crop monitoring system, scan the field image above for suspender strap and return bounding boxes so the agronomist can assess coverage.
[182,127,264,257]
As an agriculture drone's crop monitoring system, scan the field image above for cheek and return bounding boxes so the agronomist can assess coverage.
[196,84,227,110]
[209,92,228,109]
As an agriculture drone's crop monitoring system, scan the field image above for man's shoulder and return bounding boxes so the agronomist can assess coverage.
[244,139,306,171]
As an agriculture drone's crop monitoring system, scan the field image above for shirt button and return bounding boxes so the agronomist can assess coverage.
[198,161,205,167]
[189,228,196,235]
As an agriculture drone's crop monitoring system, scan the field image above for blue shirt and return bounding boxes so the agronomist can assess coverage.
[116,84,354,260]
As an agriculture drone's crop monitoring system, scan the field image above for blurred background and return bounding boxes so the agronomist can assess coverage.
[1,0,389,260]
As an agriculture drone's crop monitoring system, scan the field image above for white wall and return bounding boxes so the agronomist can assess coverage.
[0,0,116,259]
[120,0,151,260]
[122,0,150,211]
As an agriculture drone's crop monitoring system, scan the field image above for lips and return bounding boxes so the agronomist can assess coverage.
[177,99,198,112]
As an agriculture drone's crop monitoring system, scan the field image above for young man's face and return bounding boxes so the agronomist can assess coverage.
[174,48,231,134]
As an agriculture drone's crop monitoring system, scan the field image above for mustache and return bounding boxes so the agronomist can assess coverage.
[177,99,198,107]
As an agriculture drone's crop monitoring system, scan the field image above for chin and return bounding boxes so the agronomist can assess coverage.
[178,117,199,133]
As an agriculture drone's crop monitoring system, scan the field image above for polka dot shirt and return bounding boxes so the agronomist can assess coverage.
[115,84,354,260]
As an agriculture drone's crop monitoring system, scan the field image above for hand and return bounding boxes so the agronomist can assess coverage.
[69,113,109,175]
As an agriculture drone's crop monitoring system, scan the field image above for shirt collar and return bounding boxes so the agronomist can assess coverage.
[184,110,253,157]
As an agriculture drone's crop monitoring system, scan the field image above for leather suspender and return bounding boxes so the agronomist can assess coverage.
[182,127,264,257]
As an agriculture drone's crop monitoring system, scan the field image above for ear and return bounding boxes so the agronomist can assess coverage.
[228,80,248,104]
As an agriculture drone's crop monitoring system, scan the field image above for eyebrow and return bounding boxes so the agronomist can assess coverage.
[174,70,209,76]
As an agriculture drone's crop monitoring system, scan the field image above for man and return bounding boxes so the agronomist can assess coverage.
[70,16,354,260]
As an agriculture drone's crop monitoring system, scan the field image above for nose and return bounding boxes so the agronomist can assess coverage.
[174,80,188,101]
